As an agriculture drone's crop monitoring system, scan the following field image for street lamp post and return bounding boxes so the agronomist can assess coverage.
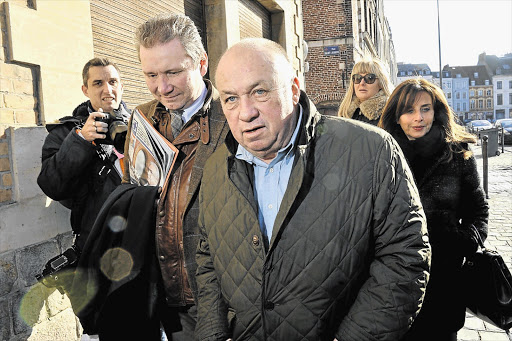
[437,0,443,88]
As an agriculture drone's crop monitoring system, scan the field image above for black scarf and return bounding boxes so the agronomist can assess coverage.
[394,124,447,183]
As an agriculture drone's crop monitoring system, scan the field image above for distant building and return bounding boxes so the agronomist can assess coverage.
[302,0,396,116]
[440,65,493,122]
[467,65,493,121]
[478,52,512,119]
[433,70,454,109]
[396,63,433,84]
[442,65,470,122]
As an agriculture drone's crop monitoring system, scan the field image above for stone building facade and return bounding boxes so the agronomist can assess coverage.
[302,0,396,116]
[0,1,304,340]
[468,65,493,121]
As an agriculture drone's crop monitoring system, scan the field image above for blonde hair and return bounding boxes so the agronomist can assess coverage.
[135,14,205,65]
[337,57,394,118]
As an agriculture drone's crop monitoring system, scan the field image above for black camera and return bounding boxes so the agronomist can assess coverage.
[36,246,80,294]
[95,113,128,151]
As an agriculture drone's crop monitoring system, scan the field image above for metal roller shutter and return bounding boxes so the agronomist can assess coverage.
[238,0,271,40]
[90,0,205,109]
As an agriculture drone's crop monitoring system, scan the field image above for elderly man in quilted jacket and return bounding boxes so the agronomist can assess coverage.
[195,38,431,341]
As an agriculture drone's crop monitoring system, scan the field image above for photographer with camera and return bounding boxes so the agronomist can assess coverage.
[37,57,130,259]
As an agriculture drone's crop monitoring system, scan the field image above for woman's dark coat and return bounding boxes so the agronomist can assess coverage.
[393,127,489,338]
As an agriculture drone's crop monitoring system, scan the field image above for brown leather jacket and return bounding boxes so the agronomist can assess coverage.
[122,80,229,306]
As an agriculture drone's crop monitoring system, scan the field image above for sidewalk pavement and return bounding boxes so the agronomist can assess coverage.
[458,143,512,341]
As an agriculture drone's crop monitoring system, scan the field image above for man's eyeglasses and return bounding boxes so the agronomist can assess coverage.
[352,74,378,84]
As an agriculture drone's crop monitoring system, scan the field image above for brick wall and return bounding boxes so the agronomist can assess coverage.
[0,0,39,205]
[302,0,354,109]
[302,0,352,41]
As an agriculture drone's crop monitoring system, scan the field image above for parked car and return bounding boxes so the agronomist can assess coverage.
[467,120,493,132]
[495,118,512,144]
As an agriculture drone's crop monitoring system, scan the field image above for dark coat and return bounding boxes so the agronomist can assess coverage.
[195,91,431,341]
[37,101,130,250]
[69,184,161,337]
[393,128,489,338]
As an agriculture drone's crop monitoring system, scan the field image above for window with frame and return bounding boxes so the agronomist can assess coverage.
[485,80,489,85]
[447,92,452,99]
[463,103,466,111]
[487,99,491,108]
[470,90,475,96]
[509,93,512,105]
[497,81,502,89]
[471,100,475,109]
[478,99,483,109]
[509,80,512,89]
[487,89,491,96]
[497,94,503,105]
[474,72,478,78]
[478,90,483,96]
[457,103,460,111]
[456,92,460,99]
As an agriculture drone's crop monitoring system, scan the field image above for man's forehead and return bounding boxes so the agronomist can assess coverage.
[140,39,194,67]
[217,55,276,91]
[88,65,120,80]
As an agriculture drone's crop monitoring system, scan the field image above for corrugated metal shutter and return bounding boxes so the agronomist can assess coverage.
[239,0,271,40]
[90,0,205,109]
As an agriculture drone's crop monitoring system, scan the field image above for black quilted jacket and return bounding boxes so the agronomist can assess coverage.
[195,92,431,341]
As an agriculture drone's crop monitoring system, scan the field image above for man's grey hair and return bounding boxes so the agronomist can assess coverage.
[135,14,206,65]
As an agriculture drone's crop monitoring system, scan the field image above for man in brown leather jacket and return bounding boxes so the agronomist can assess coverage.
[121,14,229,340]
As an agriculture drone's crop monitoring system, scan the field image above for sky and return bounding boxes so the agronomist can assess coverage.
[383,0,512,71]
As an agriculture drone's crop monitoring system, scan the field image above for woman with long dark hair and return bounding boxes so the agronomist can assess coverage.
[379,78,489,341]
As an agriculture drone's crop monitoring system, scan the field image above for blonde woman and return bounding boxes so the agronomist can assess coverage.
[338,57,394,125]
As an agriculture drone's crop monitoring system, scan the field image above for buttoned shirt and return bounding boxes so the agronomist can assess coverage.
[182,83,207,124]
[236,105,303,244]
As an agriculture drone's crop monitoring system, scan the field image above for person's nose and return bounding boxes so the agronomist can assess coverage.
[413,110,424,122]
[102,82,114,94]
[239,95,258,122]
[157,74,173,95]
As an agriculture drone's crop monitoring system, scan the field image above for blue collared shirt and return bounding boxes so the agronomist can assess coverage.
[235,105,303,243]
[182,82,207,124]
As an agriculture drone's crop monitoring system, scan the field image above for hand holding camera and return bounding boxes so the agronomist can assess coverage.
[83,109,128,151]
[82,109,109,142]
[94,109,128,151]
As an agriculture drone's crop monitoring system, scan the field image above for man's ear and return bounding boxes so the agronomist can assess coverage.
[199,53,208,77]
[292,77,300,105]
[81,85,89,98]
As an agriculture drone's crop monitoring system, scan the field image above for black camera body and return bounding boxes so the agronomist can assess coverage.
[36,246,80,294]
[95,113,128,151]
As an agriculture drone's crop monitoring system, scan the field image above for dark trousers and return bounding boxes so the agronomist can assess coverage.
[166,305,197,341]
[97,276,196,341]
